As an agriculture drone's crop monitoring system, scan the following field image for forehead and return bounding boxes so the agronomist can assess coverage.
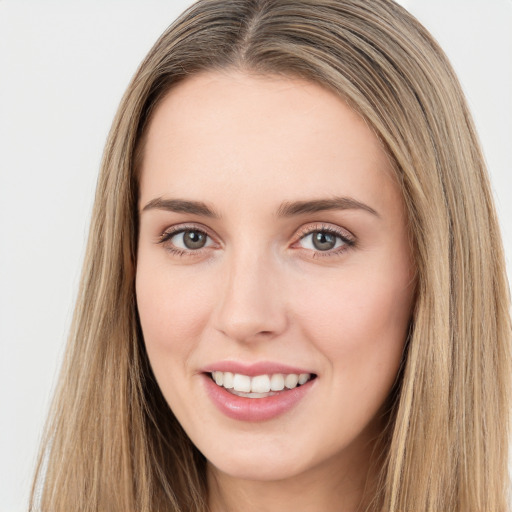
[138,70,401,217]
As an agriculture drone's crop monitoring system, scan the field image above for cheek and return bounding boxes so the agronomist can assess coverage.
[294,265,413,388]
[135,261,213,365]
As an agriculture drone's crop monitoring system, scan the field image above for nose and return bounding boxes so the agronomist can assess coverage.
[212,248,288,343]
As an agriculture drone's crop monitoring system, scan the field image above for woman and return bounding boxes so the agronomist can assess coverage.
[30,0,511,511]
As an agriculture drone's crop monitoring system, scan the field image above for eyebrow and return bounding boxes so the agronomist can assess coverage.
[141,195,379,218]
[276,196,379,218]
[142,198,221,218]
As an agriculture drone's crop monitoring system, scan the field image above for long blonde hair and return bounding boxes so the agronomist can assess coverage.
[31,1,511,510]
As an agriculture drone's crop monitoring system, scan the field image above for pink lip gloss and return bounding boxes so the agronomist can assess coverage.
[202,372,316,422]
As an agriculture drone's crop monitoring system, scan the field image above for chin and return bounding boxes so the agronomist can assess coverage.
[201,432,327,483]
[208,454,307,482]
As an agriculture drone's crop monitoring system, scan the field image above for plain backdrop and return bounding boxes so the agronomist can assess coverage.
[1,1,511,510]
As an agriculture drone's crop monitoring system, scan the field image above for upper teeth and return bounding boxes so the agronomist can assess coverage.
[211,371,312,393]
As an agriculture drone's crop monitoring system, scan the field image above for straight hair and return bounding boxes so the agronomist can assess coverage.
[31,1,511,510]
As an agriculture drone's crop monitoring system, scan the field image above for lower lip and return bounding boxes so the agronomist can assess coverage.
[202,374,315,422]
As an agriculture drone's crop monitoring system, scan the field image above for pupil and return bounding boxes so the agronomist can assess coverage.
[184,230,206,249]
[313,231,336,251]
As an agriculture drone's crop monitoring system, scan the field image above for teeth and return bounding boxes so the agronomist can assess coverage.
[251,375,271,393]
[233,373,251,392]
[285,374,299,389]
[211,371,313,394]
[270,373,285,391]
[231,390,274,399]
[298,373,309,385]
[223,372,234,389]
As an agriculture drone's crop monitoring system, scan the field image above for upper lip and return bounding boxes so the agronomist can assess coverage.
[200,361,315,377]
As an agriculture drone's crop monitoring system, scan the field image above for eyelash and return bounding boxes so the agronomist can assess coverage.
[157,223,356,258]
[293,224,356,258]
[158,224,214,258]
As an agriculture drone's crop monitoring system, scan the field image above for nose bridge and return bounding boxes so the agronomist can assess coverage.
[214,243,287,342]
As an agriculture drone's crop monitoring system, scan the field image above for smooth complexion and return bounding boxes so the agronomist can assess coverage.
[136,71,416,512]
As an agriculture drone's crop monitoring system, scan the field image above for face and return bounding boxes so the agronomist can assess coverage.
[136,71,415,486]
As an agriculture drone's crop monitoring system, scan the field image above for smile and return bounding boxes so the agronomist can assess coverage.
[203,368,317,421]
[210,371,314,398]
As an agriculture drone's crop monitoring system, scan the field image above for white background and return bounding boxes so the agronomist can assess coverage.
[1,1,511,510]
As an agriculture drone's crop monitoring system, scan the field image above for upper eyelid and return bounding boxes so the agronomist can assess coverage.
[157,221,356,248]
[294,222,355,242]
[157,225,218,255]
[159,223,215,240]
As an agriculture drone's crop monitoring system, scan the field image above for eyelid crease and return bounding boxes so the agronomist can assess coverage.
[157,224,218,258]
[294,222,356,244]
[156,221,357,259]
[291,223,357,258]
[157,223,214,244]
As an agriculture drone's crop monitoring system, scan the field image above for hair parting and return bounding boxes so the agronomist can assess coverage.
[31,1,511,510]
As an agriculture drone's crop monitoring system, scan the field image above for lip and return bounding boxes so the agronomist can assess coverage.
[201,368,316,422]
[200,360,314,377]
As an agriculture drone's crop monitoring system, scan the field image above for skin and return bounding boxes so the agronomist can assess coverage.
[136,70,416,512]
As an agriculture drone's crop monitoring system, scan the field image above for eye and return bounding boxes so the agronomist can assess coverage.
[159,226,215,254]
[294,224,355,256]
[300,231,342,251]
[175,230,210,250]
